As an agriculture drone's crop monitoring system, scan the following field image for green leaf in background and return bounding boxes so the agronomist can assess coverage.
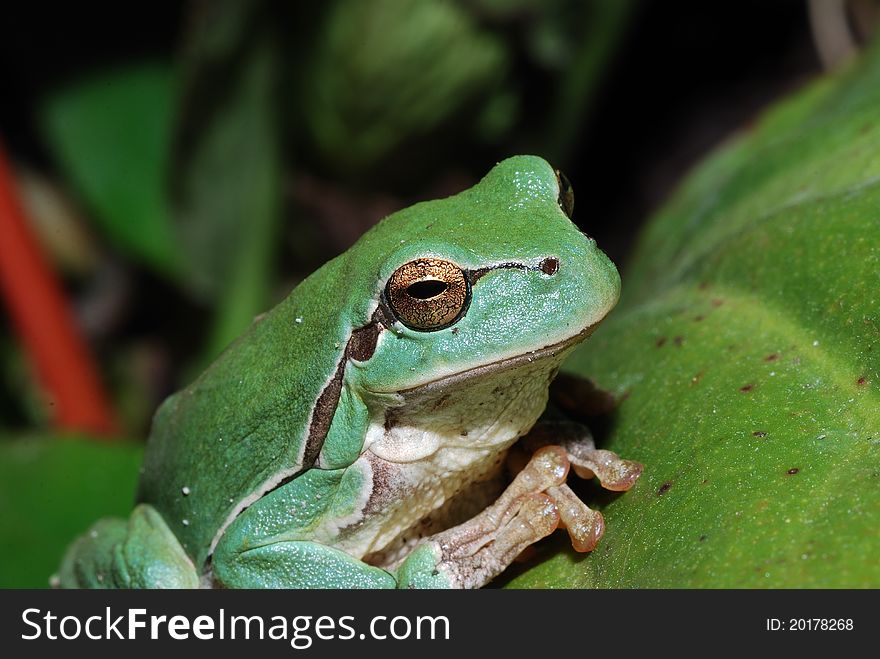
[302,0,509,172]
[0,437,142,588]
[509,40,880,588]
[541,0,634,164]
[41,64,181,277]
[171,0,282,364]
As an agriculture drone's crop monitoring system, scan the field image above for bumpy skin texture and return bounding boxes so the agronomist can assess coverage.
[57,156,622,589]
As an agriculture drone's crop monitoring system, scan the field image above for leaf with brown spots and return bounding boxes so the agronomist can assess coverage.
[508,39,880,588]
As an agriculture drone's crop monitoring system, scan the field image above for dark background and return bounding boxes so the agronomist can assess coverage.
[0,0,826,437]
[0,1,819,265]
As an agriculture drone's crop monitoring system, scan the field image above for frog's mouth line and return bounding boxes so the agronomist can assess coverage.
[390,320,600,398]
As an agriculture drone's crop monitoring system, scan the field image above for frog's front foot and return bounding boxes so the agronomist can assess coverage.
[400,446,583,588]
[508,420,643,552]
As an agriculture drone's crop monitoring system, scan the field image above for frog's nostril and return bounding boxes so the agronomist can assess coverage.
[539,257,560,276]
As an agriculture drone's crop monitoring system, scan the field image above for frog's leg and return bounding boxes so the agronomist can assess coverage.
[211,464,397,589]
[55,504,199,588]
[397,446,572,589]
[213,538,398,588]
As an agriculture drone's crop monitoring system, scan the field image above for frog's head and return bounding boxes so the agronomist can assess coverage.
[343,155,620,398]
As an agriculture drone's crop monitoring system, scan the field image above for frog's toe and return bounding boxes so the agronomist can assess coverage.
[444,445,570,556]
[520,420,643,491]
[546,483,605,552]
[488,492,561,562]
[570,449,643,491]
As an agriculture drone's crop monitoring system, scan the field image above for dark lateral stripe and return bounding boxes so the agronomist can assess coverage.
[302,309,386,470]
[302,355,347,470]
[261,309,387,501]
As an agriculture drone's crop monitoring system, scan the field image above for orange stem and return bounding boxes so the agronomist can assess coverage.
[0,140,117,436]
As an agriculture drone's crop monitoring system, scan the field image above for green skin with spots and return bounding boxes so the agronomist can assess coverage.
[57,156,620,589]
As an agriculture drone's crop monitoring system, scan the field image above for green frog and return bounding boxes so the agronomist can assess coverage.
[57,155,642,588]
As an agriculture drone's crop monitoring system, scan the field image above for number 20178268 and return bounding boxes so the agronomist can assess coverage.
[766,619,854,631]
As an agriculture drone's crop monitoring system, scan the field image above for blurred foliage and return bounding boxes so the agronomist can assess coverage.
[40,65,180,277]
[508,36,880,588]
[302,0,510,173]
[298,0,632,178]
[0,436,142,588]
[542,0,633,161]
[19,0,632,403]
[170,0,282,364]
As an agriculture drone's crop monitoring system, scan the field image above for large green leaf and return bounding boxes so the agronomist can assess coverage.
[41,64,181,276]
[0,437,142,588]
[171,0,282,363]
[510,42,880,587]
[302,0,508,172]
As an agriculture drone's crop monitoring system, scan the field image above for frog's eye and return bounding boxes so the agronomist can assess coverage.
[385,258,470,331]
[555,169,575,218]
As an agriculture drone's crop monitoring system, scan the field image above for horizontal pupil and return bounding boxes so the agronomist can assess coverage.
[406,279,448,300]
